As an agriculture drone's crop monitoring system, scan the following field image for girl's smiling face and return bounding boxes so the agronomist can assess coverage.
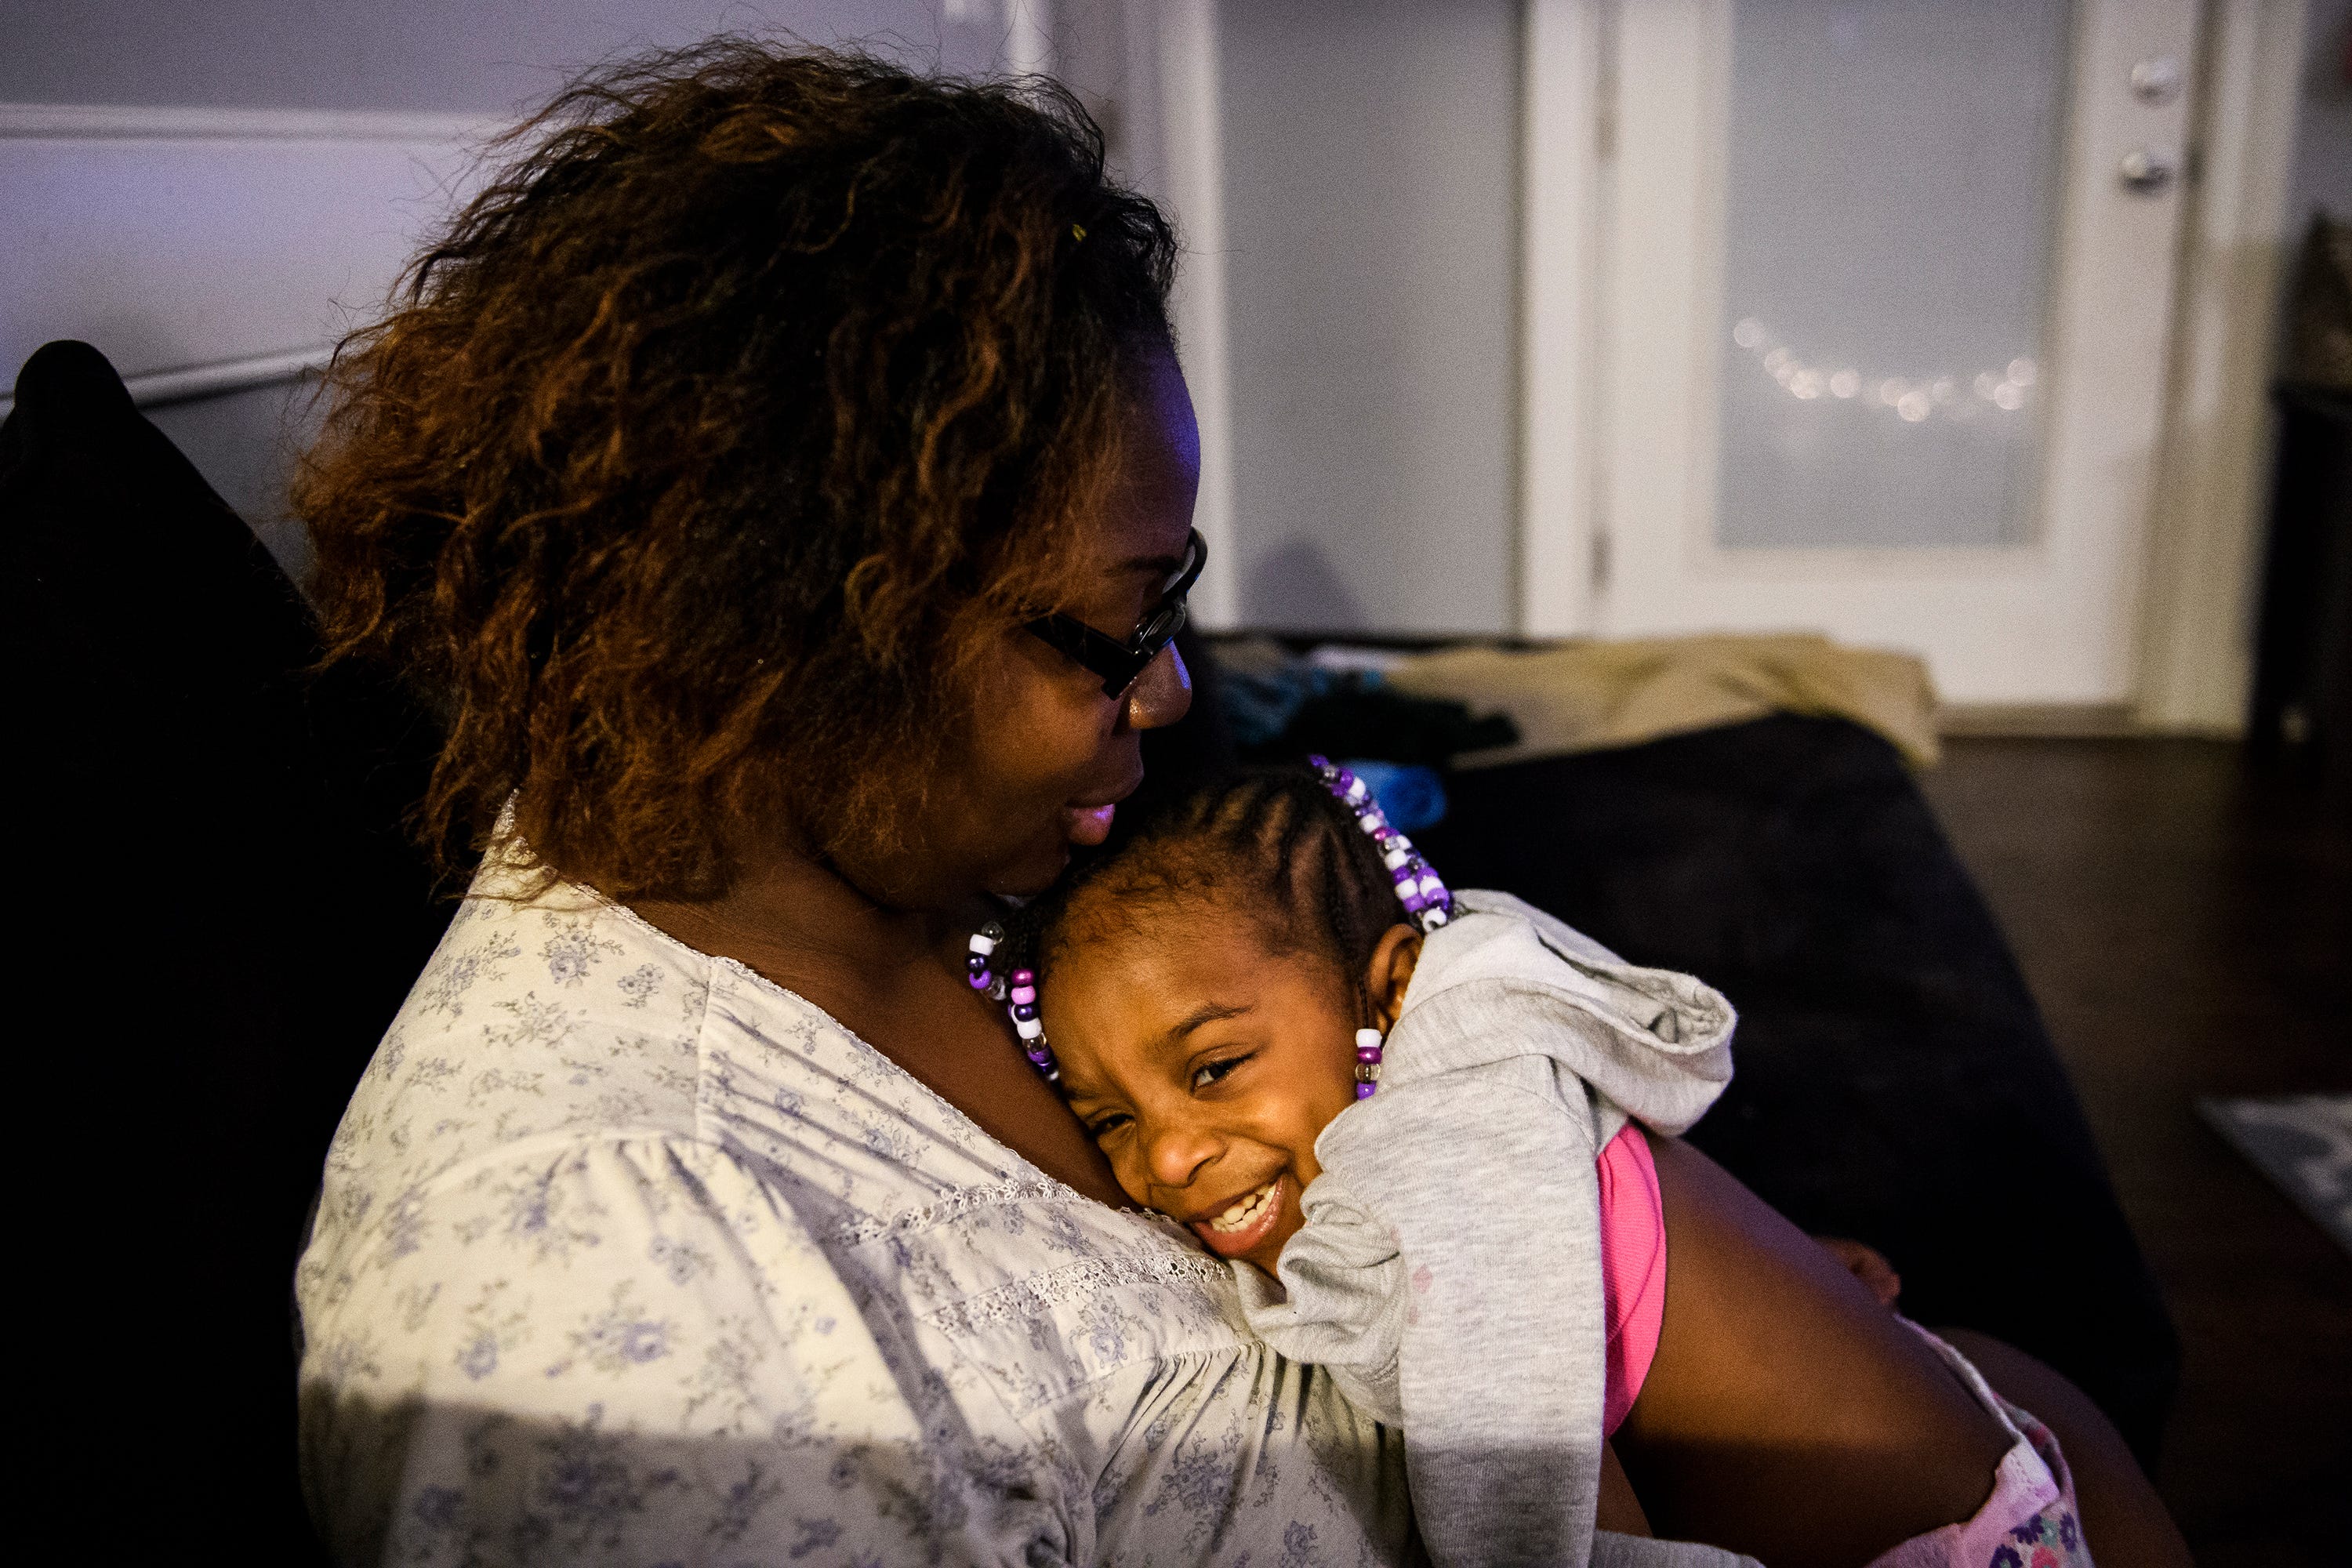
[1041,902,1419,1273]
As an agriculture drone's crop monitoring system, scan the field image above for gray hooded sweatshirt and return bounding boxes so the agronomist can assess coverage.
[1235,889,1758,1568]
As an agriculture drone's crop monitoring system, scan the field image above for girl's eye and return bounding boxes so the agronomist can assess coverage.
[1192,1054,1251,1091]
[1086,1112,1131,1139]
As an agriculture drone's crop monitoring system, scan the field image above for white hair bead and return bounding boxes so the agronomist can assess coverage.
[1015,1017,1044,1040]
[967,932,996,956]
[1306,752,1454,942]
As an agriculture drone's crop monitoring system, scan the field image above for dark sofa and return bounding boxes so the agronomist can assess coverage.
[6,340,2176,1550]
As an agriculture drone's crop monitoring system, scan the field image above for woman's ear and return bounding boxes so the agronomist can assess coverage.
[1365,924,1424,1031]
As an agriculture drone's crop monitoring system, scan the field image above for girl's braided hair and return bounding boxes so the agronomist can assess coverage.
[1026,766,1406,1011]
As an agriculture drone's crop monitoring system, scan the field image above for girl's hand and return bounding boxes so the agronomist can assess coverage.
[1812,1236,1903,1310]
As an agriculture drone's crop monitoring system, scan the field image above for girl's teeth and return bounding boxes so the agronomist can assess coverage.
[1210,1181,1277,1232]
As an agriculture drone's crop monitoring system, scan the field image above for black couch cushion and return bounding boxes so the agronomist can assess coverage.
[6,342,448,1548]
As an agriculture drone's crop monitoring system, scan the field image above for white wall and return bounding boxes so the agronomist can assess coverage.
[0,1,1001,111]
[1216,0,1521,637]
[2284,0,2352,232]
[0,0,1011,579]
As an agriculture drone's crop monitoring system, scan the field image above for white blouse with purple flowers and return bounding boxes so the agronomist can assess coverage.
[296,840,1414,1566]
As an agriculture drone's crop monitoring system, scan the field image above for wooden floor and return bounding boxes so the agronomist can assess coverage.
[1919,739,2350,1567]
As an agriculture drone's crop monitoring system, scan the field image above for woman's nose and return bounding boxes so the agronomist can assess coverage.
[1125,642,1192,732]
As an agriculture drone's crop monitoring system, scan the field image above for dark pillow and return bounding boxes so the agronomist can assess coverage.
[5,341,448,1550]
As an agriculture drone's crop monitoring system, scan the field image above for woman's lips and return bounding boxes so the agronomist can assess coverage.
[1063,802,1116,846]
[1187,1175,1286,1260]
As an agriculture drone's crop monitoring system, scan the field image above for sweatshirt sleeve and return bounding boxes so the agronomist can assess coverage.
[1312,1051,1610,1568]
[1232,1165,1410,1426]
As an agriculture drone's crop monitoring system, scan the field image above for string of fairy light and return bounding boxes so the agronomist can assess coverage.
[1730,317,2037,425]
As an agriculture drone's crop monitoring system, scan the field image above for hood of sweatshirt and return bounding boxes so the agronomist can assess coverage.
[1377,888,1736,1138]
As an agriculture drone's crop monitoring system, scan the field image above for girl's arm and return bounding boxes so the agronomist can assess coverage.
[1611,1133,2169,1568]
[1313,1051,1642,1566]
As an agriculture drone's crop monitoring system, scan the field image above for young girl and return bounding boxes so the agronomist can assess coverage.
[971,761,2110,1568]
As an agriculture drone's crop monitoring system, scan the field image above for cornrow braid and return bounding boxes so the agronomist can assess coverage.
[1019,764,1414,1018]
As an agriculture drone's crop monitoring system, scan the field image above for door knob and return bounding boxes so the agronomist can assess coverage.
[2118,147,2179,196]
[2129,56,2183,104]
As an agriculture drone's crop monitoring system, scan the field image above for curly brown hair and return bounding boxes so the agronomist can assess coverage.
[297,41,1177,898]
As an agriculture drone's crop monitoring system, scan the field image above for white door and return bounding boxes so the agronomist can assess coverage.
[1521,0,2202,706]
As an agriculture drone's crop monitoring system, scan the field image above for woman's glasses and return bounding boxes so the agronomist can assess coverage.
[1025,528,1207,699]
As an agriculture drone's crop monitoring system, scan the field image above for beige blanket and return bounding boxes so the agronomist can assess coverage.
[1383,633,1941,770]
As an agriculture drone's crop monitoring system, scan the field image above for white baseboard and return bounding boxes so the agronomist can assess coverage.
[1937,702,2242,739]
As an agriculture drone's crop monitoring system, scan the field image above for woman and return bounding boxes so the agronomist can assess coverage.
[295,43,1423,1564]
[296,42,2184,1568]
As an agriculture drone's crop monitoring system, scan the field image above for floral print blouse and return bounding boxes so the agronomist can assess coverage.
[296,845,1415,1565]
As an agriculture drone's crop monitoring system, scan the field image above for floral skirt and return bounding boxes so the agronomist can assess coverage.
[1864,1327,2095,1568]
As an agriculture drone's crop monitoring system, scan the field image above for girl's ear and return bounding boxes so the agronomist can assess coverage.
[1365,924,1424,1031]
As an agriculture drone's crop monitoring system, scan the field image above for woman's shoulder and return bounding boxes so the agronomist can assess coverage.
[318,852,1044,1250]
[333,866,719,1173]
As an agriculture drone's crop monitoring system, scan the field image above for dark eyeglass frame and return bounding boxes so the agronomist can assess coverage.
[1024,528,1207,699]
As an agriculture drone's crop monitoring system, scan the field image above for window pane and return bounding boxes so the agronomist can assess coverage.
[1714,0,2071,550]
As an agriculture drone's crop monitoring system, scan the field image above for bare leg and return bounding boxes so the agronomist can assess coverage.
[1616,1134,2013,1567]
[1936,1329,2194,1568]
[1597,1441,1653,1537]
[1806,1235,2194,1563]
